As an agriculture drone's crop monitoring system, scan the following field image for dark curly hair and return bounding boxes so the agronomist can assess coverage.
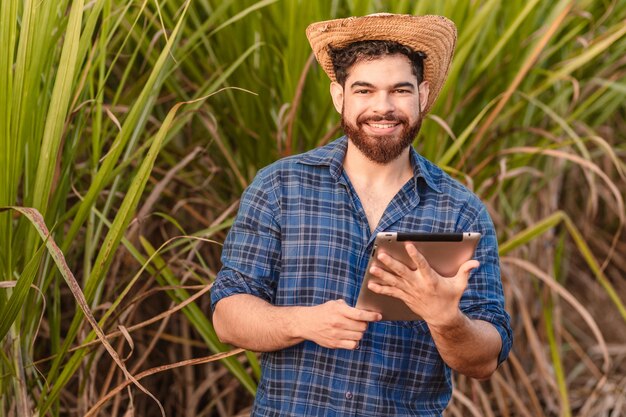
[328,40,426,86]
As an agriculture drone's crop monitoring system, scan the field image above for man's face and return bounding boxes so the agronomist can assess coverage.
[330,54,429,164]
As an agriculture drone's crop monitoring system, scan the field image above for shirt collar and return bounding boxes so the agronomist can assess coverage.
[408,144,443,194]
[298,136,348,181]
[298,136,442,194]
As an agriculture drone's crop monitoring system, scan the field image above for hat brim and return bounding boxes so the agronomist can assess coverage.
[306,14,457,114]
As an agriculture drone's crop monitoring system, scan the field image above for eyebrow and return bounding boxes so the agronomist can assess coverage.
[349,81,416,90]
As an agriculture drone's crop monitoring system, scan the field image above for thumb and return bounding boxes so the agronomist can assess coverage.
[458,260,480,277]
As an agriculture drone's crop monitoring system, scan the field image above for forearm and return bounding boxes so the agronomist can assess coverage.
[213,295,381,352]
[213,294,304,352]
[428,312,502,380]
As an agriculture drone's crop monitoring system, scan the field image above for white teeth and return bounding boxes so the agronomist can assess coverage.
[370,123,396,129]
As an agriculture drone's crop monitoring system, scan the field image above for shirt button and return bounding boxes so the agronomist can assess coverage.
[345,391,353,400]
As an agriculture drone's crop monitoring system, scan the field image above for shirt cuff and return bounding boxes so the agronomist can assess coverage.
[210,267,275,312]
[464,310,513,366]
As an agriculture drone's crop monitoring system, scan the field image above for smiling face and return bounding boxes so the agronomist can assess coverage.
[330,54,430,164]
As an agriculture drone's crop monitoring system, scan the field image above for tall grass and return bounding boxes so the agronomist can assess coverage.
[1,0,625,416]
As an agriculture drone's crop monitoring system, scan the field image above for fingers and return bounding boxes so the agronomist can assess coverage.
[405,244,479,279]
[376,249,415,276]
[368,250,414,292]
[367,280,403,300]
[333,329,367,342]
[318,325,365,350]
[334,299,382,323]
[336,339,362,350]
[368,264,404,291]
[312,300,380,350]
[404,243,430,271]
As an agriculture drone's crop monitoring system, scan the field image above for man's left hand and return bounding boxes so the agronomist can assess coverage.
[367,242,479,326]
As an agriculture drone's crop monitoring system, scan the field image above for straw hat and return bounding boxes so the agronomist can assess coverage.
[306,13,457,114]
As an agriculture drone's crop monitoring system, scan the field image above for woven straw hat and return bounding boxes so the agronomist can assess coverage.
[306,13,457,114]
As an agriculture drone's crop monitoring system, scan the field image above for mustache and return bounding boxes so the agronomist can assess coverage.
[357,112,407,124]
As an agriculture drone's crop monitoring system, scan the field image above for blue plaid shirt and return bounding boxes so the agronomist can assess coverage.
[211,136,512,416]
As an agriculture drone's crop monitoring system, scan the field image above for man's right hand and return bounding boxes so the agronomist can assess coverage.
[293,299,382,350]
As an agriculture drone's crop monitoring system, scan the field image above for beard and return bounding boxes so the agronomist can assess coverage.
[341,111,422,165]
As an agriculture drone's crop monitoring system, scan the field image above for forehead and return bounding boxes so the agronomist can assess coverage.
[345,54,416,87]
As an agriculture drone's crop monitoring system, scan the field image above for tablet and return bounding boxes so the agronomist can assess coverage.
[355,232,481,321]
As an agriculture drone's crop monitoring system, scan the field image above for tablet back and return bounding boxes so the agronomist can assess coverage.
[355,232,481,321]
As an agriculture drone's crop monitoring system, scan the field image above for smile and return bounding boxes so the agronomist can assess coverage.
[368,122,399,129]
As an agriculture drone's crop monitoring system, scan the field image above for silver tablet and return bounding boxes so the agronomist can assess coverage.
[355,232,481,321]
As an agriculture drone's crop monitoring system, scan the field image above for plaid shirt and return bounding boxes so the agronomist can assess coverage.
[211,136,512,416]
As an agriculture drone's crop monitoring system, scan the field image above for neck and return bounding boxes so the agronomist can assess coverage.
[343,139,413,187]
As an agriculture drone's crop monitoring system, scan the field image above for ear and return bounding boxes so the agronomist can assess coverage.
[329,81,344,114]
[418,81,430,113]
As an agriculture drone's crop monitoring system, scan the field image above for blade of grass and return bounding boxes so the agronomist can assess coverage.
[2,206,166,416]
[139,237,257,394]
[0,231,45,341]
[543,295,571,416]
[84,348,246,417]
[60,0,177,254]
[43,38,200,410]
[500,210,626,324]
[542,19,626,98]
[25,0,85,264]
[437,95,499,167]
[475,0,542,74]
[457,1,573,168]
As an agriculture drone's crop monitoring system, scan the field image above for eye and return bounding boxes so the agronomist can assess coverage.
[355,89,371,94]
[394,89,411,94]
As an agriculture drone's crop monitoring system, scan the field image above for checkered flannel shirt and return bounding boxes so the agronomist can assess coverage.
[211,136,512,416]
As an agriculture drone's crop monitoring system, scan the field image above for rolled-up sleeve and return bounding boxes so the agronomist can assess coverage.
[210,170,281,312]
[459,204,513,366]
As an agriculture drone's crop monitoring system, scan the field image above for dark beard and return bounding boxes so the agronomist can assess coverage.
[341,111,422,164]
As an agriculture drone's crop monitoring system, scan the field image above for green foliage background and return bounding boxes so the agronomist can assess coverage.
[1,0,625,415]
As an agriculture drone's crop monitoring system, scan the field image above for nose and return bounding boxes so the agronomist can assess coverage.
[372,92,395,114]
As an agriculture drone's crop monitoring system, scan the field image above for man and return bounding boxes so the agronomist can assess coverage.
[211,13,512,416]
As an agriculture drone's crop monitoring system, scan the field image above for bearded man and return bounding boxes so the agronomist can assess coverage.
[210,13,512,416]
